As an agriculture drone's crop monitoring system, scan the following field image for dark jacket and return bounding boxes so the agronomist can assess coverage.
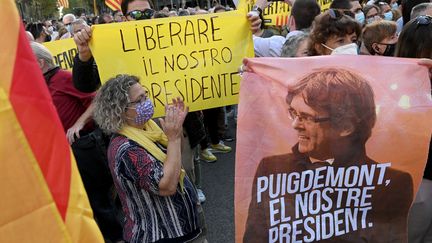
[72,55,101,93]
[243,144,413,243]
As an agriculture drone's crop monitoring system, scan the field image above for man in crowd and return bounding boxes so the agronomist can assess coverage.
[61,13,76,39]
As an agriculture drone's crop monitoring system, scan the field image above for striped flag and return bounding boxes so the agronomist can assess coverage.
[58,0,69,8]
[0,0,103,242]
[105,0,122,11]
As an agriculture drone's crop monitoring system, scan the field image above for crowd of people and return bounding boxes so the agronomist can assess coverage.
[24,0,432,242]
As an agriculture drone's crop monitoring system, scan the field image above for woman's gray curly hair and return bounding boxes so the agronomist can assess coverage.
[93,74,140,134]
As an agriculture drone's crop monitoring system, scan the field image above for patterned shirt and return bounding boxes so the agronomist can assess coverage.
[107,134,200,243]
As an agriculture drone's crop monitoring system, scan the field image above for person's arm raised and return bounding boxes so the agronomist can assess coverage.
[158,98,189,196]
[72,25,102,93]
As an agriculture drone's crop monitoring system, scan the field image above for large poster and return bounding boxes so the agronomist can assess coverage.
[90,11,254,117]
[235,56,432,243]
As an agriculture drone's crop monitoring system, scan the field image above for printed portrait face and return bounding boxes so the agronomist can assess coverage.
[289,95,339,160]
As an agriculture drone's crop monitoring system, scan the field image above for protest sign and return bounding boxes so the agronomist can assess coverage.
[43,38,77,71]
[240,0,332,27]
[90,11,254,117]
[235,56,432,243]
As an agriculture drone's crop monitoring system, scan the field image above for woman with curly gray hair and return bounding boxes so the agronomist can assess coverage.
[93,74,204,243]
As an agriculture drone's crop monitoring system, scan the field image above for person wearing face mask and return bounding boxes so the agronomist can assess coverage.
[363,4,383,24]
[376,1,394,20]
[308,9,362,56]
[351,0,366,25]
[44,20,58,41]
[29,42,124,243]
[361,20,398,56]
[61,13,76,39]
[93,75,205,243]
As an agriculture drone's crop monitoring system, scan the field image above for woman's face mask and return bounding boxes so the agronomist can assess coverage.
[383,11,393,21]
[374,43,396,56]
[322,43,359,55]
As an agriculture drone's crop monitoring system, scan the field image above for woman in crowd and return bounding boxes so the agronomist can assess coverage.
[363,4,383,24]
[308,9,362,56]
[395,15,432,243]
[361,20,398,55]
[93,74,204,243]
[280,32,310,57]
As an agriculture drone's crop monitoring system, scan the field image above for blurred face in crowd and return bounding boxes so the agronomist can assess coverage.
[296,39,310,57]
[124,83,150,128]
[350,1,362,14]
[103,15,114,23]
[126,0,153,21]
[114,12,125,22]
[366,7,382,24]
[289,95,337,160]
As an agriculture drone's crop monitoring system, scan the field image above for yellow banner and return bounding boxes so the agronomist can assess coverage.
[242,0,333,26]
[43,38,77,71]
[90,11,254,117]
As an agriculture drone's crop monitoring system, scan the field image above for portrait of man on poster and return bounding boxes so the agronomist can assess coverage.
[243,68,413,243]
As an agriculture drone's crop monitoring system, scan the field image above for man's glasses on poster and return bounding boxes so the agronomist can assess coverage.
[126,9,155,20]
[287,108,330,124]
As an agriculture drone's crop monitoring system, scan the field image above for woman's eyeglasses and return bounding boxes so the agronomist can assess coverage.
[126,9,155,20]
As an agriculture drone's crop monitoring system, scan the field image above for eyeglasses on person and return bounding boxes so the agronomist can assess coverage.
[126,9,155,20]
[287,108,331,124]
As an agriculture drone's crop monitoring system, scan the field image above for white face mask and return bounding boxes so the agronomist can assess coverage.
[322,43,359,55]
[47,26,54,34]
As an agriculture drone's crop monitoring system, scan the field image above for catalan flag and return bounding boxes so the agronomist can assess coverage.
[0,1,103,242]
[105,0,122,11]
[58,0,69,8]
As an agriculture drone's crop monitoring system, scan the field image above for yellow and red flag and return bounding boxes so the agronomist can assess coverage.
[105,0,122,11]
[58,0,70,8]
[0,1,103,242]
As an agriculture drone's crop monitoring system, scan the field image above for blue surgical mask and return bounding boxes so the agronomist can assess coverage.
[391,2,398,9]
[384,11,393,21]
[66,24,72,33]
[355,12,365,24]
